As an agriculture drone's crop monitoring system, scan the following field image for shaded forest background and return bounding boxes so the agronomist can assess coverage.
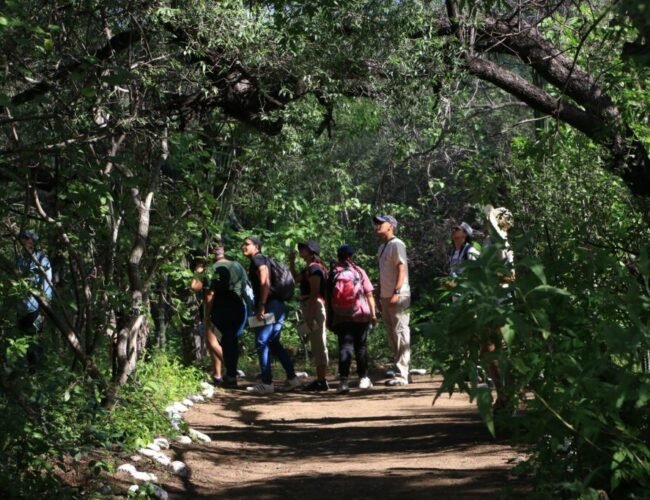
[1,0,649,497]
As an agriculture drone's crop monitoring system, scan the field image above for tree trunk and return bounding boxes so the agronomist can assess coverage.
[113,133,167,385]
[464,12,650,197]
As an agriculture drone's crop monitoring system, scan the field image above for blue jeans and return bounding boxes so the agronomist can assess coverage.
[212,296,248,379]
[254,299,295,384]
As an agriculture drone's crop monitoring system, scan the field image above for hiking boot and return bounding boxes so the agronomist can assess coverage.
[246,383,274,394]
[385,377,408,386]
[337,379,350,394]
[222,376,238,388]
[358,377,373,390]
[303,379,329,392]
[284,377,302,390]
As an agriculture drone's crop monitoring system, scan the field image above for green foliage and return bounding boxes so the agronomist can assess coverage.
[425,239,650,496]
[108,350,204,449]
[0,349,203,497]
[1,0,650,497]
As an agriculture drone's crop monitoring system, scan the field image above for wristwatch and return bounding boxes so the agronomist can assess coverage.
[393,288,401,295]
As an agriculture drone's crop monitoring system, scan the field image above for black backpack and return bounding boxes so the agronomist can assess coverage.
[268,257,295,301]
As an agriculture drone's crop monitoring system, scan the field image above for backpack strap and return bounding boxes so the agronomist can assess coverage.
[33,251,47,284]
[349,263,363,282]
[460,243,472,261]
[378,237,395,261]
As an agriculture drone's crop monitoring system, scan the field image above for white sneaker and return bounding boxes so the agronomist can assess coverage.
[359,377,373,389]
[246,383,274,394]
[285,377,302,390]
[385,377,408,386]
[337,380,350,394]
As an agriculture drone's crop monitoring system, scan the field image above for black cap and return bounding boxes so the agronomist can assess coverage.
[337,244,354,259]
[298,240,320,255]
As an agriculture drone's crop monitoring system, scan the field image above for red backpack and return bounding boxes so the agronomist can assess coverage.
[328,263,371,322]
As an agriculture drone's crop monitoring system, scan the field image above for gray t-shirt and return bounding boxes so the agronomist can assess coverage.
[377,237,410,299]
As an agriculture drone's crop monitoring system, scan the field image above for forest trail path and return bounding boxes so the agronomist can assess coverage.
[159,375,527,499]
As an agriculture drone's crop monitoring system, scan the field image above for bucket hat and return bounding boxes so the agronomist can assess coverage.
[485,205,513,240]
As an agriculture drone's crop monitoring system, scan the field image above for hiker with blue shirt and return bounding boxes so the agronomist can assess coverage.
[15,230,52,368]
[16,230,52,333]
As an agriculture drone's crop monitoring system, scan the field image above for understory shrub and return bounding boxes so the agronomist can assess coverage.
[0,348,203,498]
[424,241,650,498]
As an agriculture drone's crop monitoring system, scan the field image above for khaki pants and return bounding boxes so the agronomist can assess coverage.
[381,296,411,381]
[303,300,329,367]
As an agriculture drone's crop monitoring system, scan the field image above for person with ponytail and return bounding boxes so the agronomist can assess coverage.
[290,240,329,391]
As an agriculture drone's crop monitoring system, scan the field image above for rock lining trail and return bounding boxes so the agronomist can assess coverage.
[132,375,528,499]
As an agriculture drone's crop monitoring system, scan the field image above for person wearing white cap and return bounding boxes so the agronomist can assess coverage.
[16,229,53,369]
[16,230,52,333]
[374,214,411,386]
[448,222,480,283]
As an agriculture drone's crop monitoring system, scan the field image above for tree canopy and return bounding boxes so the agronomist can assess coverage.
[1,0,649,497]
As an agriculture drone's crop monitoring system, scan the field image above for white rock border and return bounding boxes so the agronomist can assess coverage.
[128,483,169,499]
[115,380,217,496]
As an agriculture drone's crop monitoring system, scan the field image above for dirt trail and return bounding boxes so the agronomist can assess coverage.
[155,375,527,499]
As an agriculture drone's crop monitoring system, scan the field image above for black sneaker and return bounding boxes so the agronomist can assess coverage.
[223,376,238,388]
[212,375,224,386]
[302,379,329,392]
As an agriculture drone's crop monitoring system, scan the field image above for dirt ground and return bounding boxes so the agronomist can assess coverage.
[143,373,528,499]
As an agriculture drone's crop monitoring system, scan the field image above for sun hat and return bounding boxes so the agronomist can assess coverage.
[485,205,514,240]
[298,240,320,255]
[373,214,398,229]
